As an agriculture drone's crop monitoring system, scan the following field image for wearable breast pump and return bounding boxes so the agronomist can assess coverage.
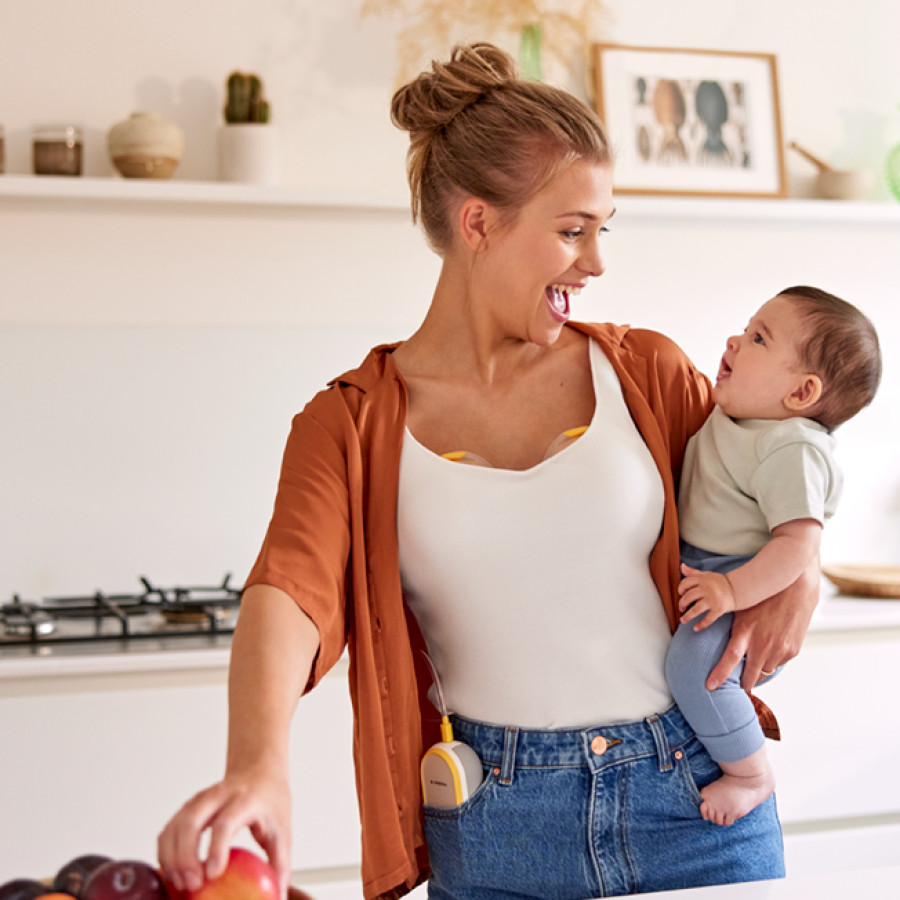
[420,653,484,807]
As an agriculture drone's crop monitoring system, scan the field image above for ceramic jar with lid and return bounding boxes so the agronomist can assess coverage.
[108,112,184,179]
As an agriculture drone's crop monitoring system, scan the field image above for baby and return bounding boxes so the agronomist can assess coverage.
[666,285,882,826]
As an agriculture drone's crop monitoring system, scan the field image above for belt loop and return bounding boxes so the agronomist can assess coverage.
[499,726,519,786]
[647,714,672,772]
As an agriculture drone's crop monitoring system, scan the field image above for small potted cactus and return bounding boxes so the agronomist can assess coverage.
[218,70,278,184]
[224,71,271,124]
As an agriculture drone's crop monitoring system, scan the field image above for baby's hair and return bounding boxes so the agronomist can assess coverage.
[781,285,882,430]
[390,42,612,254]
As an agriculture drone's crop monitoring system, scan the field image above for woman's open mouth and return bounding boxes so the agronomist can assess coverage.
[546,284,582,323]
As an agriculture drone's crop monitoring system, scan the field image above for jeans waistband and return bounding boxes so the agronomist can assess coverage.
[450,704,696,784]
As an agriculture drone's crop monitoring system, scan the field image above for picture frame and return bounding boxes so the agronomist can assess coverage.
[592,44,787,198]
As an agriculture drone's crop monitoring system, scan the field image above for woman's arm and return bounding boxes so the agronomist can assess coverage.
[706,555,820,691]
[158,584,319,896]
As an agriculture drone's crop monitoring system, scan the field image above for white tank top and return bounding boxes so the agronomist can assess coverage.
[397,339,673,728]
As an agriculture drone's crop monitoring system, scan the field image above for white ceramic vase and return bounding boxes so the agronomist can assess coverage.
[108,112,184,179]
[217,124,279,185]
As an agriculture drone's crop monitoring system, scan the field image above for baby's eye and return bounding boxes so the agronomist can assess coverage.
[752,332,765,345]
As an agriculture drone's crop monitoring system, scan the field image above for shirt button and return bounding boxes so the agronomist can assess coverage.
[590,735,608,756]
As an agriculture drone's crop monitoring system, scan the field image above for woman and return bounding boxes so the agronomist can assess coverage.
[158,43,818,900]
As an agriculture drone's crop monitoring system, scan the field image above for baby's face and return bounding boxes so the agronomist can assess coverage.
[713,295,810,420]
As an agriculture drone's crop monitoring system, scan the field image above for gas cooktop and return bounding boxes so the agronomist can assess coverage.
[0,575,241,656]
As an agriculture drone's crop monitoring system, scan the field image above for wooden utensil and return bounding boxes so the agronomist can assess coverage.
[787,141,834,172]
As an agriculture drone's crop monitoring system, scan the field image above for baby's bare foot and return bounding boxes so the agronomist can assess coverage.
[699,769,776,826]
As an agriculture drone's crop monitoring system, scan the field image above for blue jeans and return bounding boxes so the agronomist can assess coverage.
[424,706,784,899]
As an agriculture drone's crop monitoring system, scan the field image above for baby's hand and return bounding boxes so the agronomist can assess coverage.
[677,564,737,630]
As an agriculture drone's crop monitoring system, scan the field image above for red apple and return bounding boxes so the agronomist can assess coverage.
[185,849,278,900]
[81,861,167,900]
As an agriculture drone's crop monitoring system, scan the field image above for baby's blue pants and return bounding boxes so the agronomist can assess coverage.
[664,543,780,764]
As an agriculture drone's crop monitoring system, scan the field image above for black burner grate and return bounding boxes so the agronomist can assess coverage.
[0,575,241,645]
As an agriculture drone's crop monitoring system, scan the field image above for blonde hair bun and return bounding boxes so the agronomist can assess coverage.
[390,42,611,255]
[391,43,518,136]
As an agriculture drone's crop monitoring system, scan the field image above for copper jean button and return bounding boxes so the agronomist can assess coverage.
[590,735,608,755]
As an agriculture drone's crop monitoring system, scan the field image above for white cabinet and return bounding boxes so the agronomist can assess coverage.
[0,651,360,885]
[766,597,900,875]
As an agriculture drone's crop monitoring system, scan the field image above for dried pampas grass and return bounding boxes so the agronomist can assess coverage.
[361,0,612,91]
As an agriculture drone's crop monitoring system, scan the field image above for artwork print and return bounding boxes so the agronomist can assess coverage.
[631,75,750,169]
[593,46,786,197]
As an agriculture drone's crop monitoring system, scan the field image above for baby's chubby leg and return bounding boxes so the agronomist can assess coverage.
[700,745,776,826]
[666,614,777,825]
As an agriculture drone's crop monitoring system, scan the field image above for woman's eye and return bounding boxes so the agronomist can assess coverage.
[561,229,583,239]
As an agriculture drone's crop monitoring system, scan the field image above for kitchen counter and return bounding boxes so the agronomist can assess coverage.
[299,866,900,899]
[0,636,233,679]
[1,586,896,681]
[808,588,900,631]
[646,866,900,899]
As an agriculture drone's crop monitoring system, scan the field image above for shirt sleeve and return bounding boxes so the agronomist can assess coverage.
[244,397,352,690]
[752,439,838,531]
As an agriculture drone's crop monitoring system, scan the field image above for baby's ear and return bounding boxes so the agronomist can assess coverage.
[784,373,823,412]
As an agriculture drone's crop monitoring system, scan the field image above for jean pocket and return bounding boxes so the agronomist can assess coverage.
[676,739,721,809]
[423,764,497,821]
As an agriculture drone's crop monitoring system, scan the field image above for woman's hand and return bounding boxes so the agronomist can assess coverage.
[706,558,820,691]
[158,586,320,898]
[158,766,292,895]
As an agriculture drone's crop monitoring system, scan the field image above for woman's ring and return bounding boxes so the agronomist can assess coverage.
[760,668,775,677]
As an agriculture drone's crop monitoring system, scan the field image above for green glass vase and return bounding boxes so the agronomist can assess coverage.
[520,23,543,82]
[887,141,900,201]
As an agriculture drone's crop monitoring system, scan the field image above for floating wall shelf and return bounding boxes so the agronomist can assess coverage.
[2,174,900,225]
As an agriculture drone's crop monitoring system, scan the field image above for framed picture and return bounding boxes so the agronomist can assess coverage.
[592,44,787,198]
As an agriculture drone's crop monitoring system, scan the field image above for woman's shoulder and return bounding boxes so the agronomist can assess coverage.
[294,342,404,430]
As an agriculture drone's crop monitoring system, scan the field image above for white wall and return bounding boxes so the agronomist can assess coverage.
[1,1,898,593]
[2,1,899,196]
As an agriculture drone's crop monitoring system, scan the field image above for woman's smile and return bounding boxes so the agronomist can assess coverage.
[545,283,584,323]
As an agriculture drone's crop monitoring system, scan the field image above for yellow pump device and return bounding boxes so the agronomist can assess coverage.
[420,655,484,807]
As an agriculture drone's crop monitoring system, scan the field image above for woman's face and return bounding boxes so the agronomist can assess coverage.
[475,160,615,346]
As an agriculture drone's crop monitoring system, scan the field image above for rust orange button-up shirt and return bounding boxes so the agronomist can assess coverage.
[246,322,718,899]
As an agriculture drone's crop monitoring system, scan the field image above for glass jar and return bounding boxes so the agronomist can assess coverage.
[33,125,83,176]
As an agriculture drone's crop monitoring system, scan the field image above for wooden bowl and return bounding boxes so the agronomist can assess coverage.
[815,169,875,201]
[822,564,900,598]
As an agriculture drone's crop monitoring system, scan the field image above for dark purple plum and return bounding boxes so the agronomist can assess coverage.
[0,880,49,900]
[53,855,113,898]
